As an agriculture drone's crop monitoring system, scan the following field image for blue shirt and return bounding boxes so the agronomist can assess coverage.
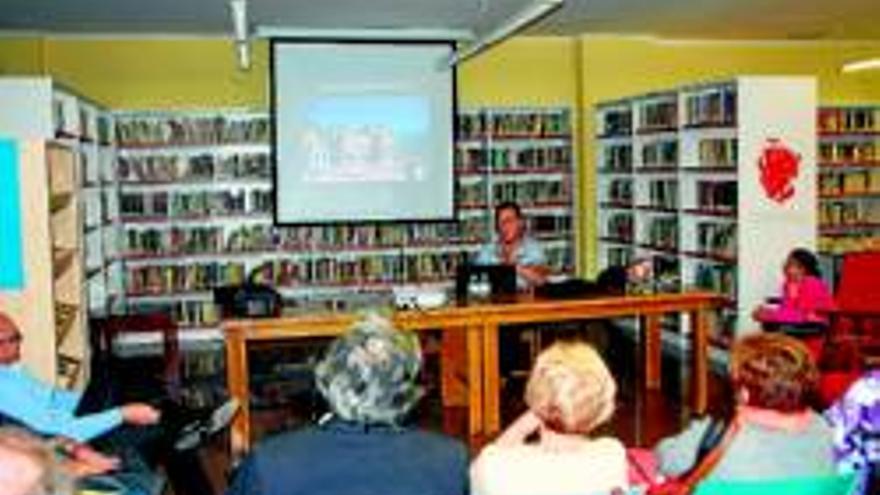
[0,364,122,442]
[475,236,547,288]
[227,419,468,495]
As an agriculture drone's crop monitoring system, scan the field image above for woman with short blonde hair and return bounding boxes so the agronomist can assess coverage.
[471,341,627,495]
[524,342,616,435]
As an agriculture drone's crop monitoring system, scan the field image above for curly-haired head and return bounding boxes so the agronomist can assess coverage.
[730,333,818,412]
[315,314,423,425]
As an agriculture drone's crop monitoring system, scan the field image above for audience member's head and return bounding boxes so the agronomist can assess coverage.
[0,312,22,366]
[785,248,822,280]
[0,427,69,495]
[525,341,616,435]
[315,314,424,426]
[730,333,818,413]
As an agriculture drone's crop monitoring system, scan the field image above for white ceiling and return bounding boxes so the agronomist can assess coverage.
[0,0,878,41]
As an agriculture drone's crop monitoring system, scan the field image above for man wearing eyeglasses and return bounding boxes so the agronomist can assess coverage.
[0,312,231,494]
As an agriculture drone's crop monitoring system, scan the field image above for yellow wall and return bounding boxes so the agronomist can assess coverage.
[45,38,269,109]
[2,34,880,275]
[0,37,47,75]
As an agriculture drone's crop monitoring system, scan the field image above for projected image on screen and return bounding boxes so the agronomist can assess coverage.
[300,95,427,183]
[273,41,455,224]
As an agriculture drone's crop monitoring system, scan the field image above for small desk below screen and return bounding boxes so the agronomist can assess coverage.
[223,291,724,456]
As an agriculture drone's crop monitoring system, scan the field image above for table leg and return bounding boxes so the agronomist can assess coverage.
[691,309,709,415]
[226,333,250,459]
[644,314,662,390]
[467,325,483,441]
[441,328,468,408]
[482,321,501,436]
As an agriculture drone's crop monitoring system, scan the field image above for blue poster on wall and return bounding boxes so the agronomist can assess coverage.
[0,140,24,290]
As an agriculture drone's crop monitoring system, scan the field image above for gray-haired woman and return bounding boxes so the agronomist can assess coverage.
[227,315,468,495]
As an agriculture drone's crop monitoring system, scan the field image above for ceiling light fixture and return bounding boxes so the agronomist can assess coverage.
[841,57,880,74]
[447,0,565,67]
[229,0,250,70]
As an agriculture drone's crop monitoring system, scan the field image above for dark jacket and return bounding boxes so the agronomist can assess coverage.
[227,419,468,495]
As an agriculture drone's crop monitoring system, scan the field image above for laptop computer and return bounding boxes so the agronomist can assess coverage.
[456,263,517,300]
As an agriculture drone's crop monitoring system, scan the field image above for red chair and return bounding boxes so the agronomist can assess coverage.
[819,251,880,406]
[90,313,182,400]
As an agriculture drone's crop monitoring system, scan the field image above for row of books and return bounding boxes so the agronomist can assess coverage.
[248,253,465,287]
[819,235,880,254]
[819,200,880,228]
[696,222,737,259]
[118,152,271,183]
[53,102,111,143]
[454,146,572,172]
[648,180,679,210]
[605,214,634,241]
[606,247,633,268]
[607,179,633,204]
[123,219,507,258]
[698,139,738,168]
[819,169,880,196]
[818,140,879,164]
[645,217,679,250]
[491,180,570,206]
[602,144,633,171]
[120,190,272,218]
[126,262,247,295]
[115,115,271,147]
[599,108,632,138]
[642,141,678,168]
[694,263,736,299]
[684,86,737,127]
[529,214,573,238]
[457,111,572,140]
[818,107,880,134]
[639,99,678,132]
[695,181,737,213]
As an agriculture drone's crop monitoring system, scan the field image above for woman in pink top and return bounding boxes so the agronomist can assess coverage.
[753,248,835,326]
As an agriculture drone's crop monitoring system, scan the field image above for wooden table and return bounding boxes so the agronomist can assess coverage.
[223,291,723,456]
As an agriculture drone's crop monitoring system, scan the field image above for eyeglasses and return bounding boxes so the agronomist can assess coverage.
[0,334,22,345]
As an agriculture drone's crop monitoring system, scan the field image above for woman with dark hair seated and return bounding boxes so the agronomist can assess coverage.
[752,248,835,333]
[655,333,836,481]
[227,315,468,495]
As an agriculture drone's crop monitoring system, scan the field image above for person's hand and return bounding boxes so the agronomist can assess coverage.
[54,439,120,478]
[751,306,770,322]
[494,410,543,446]
[65,445,120,477]
[121,403,161,425]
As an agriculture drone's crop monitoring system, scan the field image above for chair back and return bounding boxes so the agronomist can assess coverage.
[693,473,858,495]
[90,313,181,400]
[836,252,880,313]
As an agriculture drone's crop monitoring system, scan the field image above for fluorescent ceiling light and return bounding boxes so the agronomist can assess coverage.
[253,27,474,42]
[229,0,248,42]
[448,0,565,67]
[842,57,880,73]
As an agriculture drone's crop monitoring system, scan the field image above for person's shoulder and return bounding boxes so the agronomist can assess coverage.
[252,426,330,460]
[588,436,627,455]
[803,275,831,290]
[405,428,468,455]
